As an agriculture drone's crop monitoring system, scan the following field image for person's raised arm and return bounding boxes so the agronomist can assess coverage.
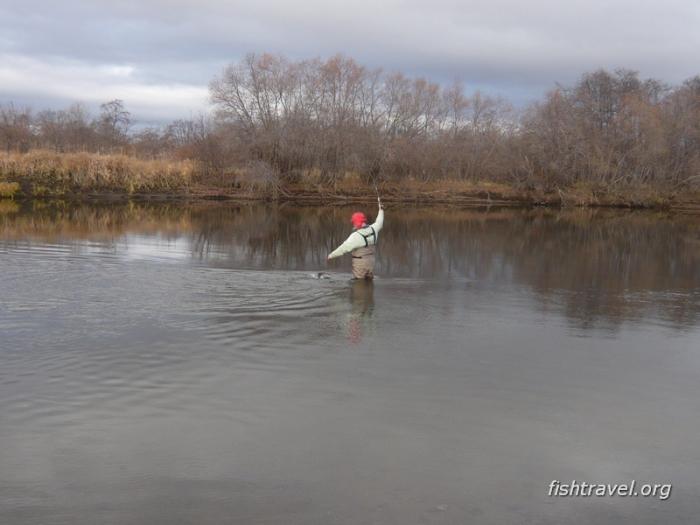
[371,198,384,232]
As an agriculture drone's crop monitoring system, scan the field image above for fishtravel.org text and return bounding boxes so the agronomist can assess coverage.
[548,480,671,500]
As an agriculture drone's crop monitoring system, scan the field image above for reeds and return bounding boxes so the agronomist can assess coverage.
[0,151,195,197]
[0,181,20,198]
[1,150,699,208]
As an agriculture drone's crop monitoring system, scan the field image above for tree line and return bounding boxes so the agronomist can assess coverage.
[2,53,699,193]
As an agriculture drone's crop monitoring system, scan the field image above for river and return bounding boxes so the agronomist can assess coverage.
[1,201,699,524]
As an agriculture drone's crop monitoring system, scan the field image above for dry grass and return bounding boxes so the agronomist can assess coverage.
[0,181,20,198]
[2,150,698,209]
[0,150,195,197]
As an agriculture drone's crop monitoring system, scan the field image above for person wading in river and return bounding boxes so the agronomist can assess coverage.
[327,197,384,280]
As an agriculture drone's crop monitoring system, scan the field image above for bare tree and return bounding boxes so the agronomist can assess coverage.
[3,53,699,198]
[95,99,131,152]
[0,103,32,152]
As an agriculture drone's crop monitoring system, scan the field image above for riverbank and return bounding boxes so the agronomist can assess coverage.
[2,151,699,210]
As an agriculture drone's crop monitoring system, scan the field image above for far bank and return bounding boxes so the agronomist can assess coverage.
[1,151,700,211]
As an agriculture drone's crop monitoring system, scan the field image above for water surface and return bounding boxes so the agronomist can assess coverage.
[1,201,700,524]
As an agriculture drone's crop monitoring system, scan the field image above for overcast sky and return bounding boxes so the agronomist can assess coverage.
[1,0,698,123]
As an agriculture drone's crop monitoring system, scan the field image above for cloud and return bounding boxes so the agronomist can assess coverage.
[0,0,698,121]
[0,54,208,122]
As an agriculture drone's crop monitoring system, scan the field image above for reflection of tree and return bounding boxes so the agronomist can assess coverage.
[2,201,699,331]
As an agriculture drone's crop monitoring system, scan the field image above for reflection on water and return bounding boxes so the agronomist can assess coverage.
[3,201,699,332]
[1,201,700,525]
[346,280,375,344]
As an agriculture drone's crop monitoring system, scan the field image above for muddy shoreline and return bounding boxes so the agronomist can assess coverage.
[5,187,700,212]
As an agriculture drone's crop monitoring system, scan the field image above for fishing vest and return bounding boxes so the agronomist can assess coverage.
[352,226,377,258]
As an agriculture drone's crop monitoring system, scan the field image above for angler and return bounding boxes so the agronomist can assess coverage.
[327,197,384,280]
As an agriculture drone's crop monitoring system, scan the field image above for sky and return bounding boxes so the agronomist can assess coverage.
[1,0,698,124]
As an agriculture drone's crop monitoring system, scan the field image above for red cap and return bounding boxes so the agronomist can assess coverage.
[351,212,367,229]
